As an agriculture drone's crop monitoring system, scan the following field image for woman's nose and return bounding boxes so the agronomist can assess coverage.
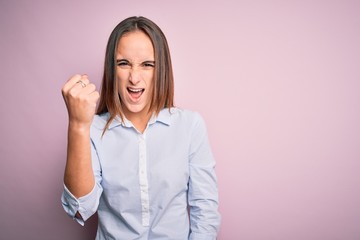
[129,68,141,85]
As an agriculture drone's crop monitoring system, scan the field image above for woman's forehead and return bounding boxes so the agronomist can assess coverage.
[116,31,154,60]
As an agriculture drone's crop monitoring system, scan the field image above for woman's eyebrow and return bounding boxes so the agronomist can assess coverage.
[143,60,155,64]
[116,59,129,63]
[116,59,155,64]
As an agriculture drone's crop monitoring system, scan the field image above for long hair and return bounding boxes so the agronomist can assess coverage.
[96,16,174,132]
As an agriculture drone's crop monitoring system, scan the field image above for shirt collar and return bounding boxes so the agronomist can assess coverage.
[107,108,172,130]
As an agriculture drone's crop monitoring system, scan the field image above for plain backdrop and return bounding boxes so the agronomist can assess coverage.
[1,0,359,239]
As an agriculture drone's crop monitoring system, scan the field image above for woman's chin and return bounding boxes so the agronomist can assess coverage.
[123,104,149,117]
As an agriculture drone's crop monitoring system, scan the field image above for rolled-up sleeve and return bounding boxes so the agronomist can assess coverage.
[61,138,103,226]
[188,113,221,239]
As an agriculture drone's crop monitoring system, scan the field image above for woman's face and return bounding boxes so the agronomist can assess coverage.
[116,30,155,120]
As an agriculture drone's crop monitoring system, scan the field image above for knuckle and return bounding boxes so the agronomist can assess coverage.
[68,74,80,83]
[68,88,75,96]
[86,83,95,91]
[72,74,81,80]
[79,94,88,101]
[82,95,94,104]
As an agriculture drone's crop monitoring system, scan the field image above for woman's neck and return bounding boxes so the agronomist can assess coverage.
[124,110,152,134]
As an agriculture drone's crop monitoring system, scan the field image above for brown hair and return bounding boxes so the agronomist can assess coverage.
[96,16,174,131]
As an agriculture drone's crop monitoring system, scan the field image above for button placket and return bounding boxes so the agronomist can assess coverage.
[138,134,150,226]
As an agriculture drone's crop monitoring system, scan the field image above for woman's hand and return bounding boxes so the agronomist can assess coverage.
[61,74,100,129]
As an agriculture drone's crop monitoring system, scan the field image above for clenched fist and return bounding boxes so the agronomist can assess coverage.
[61,74,100,128]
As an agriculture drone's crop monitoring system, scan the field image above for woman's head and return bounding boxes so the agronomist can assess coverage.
[97,16,174,125]
[116,30,155,122]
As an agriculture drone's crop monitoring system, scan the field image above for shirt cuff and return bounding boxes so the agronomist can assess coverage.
[61,183,100,226]
[189,232,217,240]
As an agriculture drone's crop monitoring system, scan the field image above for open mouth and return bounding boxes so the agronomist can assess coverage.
[127,87,145,100]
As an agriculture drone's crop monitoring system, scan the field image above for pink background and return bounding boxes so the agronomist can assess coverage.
[1,0,359,239]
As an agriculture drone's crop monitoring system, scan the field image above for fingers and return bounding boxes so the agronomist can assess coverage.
[62,74,98,96]
[62,74,82,94]
[61,75,100,126]
[82,83,97,95]
[77,75,90,88]
[88,90,100,105]
[62,74,88,92]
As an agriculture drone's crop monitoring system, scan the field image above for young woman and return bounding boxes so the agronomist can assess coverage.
[61,16,220,239]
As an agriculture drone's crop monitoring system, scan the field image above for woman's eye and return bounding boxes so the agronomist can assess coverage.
[117,61,128,66]
[143,62,155,68]
[117,61,131,68]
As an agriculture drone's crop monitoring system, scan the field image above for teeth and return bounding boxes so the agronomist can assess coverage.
[128,88,143,93]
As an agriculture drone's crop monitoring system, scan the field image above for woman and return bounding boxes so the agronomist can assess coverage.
[61,16,220,239]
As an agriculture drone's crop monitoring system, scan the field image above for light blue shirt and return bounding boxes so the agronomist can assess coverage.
[61,108,221,239]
